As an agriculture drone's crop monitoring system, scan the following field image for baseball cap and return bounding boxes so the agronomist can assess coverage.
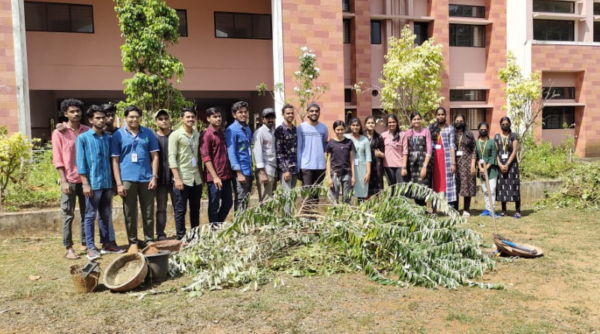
[154,109,169,120]
[262,108,276,117]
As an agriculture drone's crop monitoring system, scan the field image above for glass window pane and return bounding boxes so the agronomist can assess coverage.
[47,3,70,32]
[595,3,600,15]
[343,19,351,43]
[176,10,187,37]
[234,14,252,39]
[25,2,47,31]
[215,12,234,38]
[533,0,574,13]
[534,20,574,41]
[253,14,271,39]
[342,0,350,12]
[473,26,485,47]
[450,108,486,130]
[595,22,600,42]
[371,20,381,44]
[70,5,93,33]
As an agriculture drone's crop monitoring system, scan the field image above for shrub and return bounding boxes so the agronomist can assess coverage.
[536,161,600,210]
[519,136,574,180]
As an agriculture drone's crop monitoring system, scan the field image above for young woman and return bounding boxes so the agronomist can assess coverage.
[326,120,355,204]
[430,107,457,207]
[495,116,521,218]
[453,114,477,217]
[364,116,385,197]
[475,122,500,218]
[381,114,406,195]
[402,112,432,206]
[345,118,371,201]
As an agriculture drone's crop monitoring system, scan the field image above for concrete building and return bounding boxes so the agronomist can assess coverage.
[0,0,598,156]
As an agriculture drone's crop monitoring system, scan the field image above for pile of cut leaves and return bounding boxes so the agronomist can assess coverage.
[536,161,600,210]
[170,183,499,295]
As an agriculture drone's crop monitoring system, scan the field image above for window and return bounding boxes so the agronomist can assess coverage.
[450,108,486,130]
[343,19,351,44]
[449,4,485,18]
[344,89,352,103]
[342,0,350,12]
[595,22,600,42]
[24,2,93,33]
[414,22,429,45]
[450,90,487,101]
[371,20,382,44]
[595,3,600,15]
[542,87,575,99]
[450,24,485,47]
[176,9,188,37]
[533,19,574,41]
[533,0,575,13]
[542,106,575,129]
[214,12,272,39]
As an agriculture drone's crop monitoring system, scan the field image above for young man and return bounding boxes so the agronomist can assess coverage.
[253,108,278,201]
[200,107,233,226]
[111,105,159,253]
[154,109,176,240]
[297,103,328,211]
[428,107,457,208]
[52,98,89,259]
[225,101,253,213]
[76,105,123,260]
[275,104,298,213]
[102,103,119,136]
[169,108,203,240]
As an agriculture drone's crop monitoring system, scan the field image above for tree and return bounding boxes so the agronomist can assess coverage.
[114,0,191,128]
[378,25,444,125]
[0,127,35,208]
[257,46,329,122]
[498,51,543,161]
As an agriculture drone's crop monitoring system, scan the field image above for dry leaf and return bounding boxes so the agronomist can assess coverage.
[28,275,41,281]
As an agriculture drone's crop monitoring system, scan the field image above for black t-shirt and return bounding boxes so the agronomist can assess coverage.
[325,138,355,176]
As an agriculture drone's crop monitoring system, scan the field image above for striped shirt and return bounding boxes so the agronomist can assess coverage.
[76,130,113,190]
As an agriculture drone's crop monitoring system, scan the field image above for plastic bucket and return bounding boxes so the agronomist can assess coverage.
[144,251,171,283]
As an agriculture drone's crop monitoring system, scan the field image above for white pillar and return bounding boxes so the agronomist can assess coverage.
[271,0,285,125]
[11,0,31,138]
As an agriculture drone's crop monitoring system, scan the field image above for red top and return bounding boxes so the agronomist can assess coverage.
[52,123,90,183]
[200,125,231,181]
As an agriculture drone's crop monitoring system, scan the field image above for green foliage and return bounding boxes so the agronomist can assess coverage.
[498,51,543,161]
[536,161,600,210]
[3,146,60,211]
[0,128,36,207]
[379,25,444,126]
[520,137,574,180]
[170,183,498,293]
[257,46,329,122]
[114,0,192,128]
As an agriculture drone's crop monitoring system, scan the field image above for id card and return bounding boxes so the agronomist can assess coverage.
[435,144,442,150]
[456,150,464,157]
[191,157,197,167]
[131,153,138,163]
[354,158,359,166]
[501,154,508,160]
[479,159,485,164]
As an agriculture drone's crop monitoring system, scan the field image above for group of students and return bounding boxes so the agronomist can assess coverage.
[52,98,520,261]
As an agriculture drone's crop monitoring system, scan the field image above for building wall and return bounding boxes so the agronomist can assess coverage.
[352,0,373,120]
[280,0,345,126]
[0,0,19,133]
[430,0,451,110]
[25,0,273,91]
[484,0,508,136]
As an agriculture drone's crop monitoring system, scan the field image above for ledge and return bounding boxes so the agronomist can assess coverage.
[370,14,433,22]
[448,17,493,25]
[342,12,355,19]
[532,12,586,20]
[543,101,585,107]
[532,40,600,46]
[449,103,492,109]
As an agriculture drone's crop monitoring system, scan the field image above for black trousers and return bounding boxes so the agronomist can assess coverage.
[300,169,326,211]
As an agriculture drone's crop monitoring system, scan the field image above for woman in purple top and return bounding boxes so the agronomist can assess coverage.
[402,112,432,206]
[381,114,407,195]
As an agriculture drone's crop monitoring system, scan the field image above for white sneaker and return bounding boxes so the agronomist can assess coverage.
[462,211,471,217]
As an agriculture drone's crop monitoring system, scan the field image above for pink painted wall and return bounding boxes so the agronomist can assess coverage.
[449,47,487,88]
[541,72,576,88]
[26,0,273,91]
[543,129,575,146]
[0,0,19,133]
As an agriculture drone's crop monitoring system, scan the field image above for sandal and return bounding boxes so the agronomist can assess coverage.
[514,213,521,219]
[64,248,81,260]
[499,212,506,217]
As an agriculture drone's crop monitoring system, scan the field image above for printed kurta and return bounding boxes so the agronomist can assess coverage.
[454,131,477,197]
[431,125,457,203]
[402,128,432,186]
[494,132,521,202]
[367,131,385,196]
[345,134,371,198]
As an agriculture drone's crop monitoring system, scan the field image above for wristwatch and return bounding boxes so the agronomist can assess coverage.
[152,175,158,179]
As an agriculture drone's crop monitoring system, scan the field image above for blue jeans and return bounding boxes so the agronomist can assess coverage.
[207,180,233,225]
[84,188,113,250]
[174,183,202,239]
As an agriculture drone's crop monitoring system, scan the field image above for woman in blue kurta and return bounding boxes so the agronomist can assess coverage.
[345,118,371,200]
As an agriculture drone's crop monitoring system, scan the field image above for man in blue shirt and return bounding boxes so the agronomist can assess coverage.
[111,105,160,253]
[76,105,123,260]
[297,103,328,212]
[225,101,253,213]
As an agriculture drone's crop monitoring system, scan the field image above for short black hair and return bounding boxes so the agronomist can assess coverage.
[347,117,363,135]
[409,112,422,121]
[232,101,249,114]
[478,121,490,130]
[332,120,346,130]
[181,107,197,117]
[86,105,105,119]
[282,104,295,113]
[60,99,84,112]
[206,107,221,117]
[124,105,142,117]
[435,107,447,115]
[386,114,401,142]
[101,103,117,113]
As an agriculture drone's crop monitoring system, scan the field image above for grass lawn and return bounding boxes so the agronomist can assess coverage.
[0,206,598,333]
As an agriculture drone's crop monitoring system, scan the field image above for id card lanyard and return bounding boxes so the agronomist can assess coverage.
[478,139,487,165]
[126,127,140,163]
[501,134,510,160]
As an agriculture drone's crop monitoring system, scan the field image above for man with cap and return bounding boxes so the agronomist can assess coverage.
[297,103,328,212]
[253,108,278,201]
[154,109,176,240]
